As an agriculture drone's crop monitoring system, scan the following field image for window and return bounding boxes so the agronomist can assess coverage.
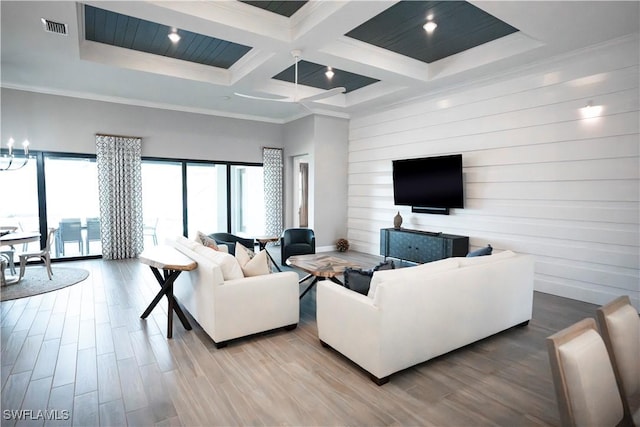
[2,152,264,259]
[0,159,39,251]
[44,156,100,258]
[230,165,265,235]
[186,162,227,237]
[141,160,183,247]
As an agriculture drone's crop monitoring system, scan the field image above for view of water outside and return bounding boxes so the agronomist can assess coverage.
[1,156,266,259]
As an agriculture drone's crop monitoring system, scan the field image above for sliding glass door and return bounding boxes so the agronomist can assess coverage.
[44,155,100,258]
[186,162,227,237]
[2,152,265,259]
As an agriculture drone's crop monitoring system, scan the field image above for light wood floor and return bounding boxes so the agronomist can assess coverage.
[1,252,599,427]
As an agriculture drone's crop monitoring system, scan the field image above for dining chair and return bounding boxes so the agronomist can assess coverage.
[143,218,159,246]
[596,296,640,427]
[546,317,627,427]
[56,218,83,256]
[0,225,19,275]
[18,227,57,280]
[85,217,101,254]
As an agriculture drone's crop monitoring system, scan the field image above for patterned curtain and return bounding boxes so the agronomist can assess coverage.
[96,134,144,260]
[263,147,283,237]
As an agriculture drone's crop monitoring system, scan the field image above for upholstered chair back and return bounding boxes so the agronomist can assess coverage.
[546,318,625,427]
[596,296,640,425]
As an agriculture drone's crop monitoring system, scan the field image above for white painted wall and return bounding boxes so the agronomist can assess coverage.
[348,35,640,309]
[0,89,282,162]
[283,115,349,249]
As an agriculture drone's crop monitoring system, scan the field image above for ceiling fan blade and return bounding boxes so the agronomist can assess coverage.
[299,87,346,103]
[234,92,293,102]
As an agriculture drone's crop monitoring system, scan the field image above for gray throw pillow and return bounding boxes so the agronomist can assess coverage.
[466,244,492,257]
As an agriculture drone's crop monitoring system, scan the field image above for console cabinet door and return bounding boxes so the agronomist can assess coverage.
[380,228,468,264]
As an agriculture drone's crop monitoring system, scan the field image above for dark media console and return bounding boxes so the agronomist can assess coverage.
[380,228,469,264]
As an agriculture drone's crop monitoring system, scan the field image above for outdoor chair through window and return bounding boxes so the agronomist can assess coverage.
[56,218,83,257]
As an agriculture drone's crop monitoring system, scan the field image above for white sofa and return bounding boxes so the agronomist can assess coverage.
[316,250,535,384]
[168,236,300,347]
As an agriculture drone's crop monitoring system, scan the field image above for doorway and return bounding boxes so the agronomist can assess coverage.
[293,155,309,228]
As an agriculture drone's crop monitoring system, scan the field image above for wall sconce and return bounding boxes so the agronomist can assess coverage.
[580,101,603,119]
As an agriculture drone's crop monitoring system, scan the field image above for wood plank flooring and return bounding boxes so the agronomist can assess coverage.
[1,252,600,426]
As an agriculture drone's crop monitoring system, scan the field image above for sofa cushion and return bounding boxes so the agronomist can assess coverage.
[367,257,459,298]
[235,243,270,277]
[192,244,243,281]
[466,244,492,257]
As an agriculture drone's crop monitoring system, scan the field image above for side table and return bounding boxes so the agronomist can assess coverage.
[139,245,197,338]
[254,236,282,272]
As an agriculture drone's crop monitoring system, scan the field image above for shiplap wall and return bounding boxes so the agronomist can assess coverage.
[347,36,640,309]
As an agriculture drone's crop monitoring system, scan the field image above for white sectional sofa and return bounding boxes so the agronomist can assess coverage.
[167,236,300,347]
[316,250,535,384]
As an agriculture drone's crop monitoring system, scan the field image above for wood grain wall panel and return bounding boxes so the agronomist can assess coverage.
[347,36,640,308]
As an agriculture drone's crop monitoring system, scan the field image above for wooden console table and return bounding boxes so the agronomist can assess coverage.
[380,228,468,264]
[139,246,197,338]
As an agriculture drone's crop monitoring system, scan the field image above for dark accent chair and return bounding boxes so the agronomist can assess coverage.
[281,228,315,266]
[210,233,255,255]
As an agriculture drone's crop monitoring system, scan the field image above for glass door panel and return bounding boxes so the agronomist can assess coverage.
[141,161,182,247]
[0,158,39,256]
[230,165,264,236]
[186,163,227,238]
[44,156,100,258]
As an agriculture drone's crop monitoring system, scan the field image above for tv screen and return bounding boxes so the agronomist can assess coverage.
[392,154,464,209]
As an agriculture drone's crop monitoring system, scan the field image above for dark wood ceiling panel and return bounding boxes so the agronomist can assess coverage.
[84,5,252,69]
[345,1,518,64]
[273,60,379,93]
[239,1,307,17]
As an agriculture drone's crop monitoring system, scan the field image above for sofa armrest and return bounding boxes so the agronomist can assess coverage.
[213,271,300,338]
[316,280,385,377]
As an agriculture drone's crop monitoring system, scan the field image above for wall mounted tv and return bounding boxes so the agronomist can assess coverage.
[392,154,464,215]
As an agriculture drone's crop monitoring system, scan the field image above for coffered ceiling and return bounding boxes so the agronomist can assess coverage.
[1,1,638,123]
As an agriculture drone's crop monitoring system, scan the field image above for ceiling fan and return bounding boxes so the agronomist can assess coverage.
[234,50,346,106]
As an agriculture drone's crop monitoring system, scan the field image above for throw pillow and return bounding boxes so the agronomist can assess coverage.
[195,230,220,251]
[344,261,395,296]
[466,244,492,257]
[237,249,270,277]
[234,242,255,260]
[344,268,374,295]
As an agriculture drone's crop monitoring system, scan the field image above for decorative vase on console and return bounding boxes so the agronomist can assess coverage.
[393,211,403,229]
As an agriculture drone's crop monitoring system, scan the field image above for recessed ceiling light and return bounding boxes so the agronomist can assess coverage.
[423,21,437,33]
[168,29,180,43]
[325,67,335,79]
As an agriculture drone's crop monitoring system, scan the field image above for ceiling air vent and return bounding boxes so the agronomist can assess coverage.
[41,18,68,35]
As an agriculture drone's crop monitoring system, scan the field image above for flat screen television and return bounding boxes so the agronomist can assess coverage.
[392,154,464,212]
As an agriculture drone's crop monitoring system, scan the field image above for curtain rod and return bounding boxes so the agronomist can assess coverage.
[262,146,283,151]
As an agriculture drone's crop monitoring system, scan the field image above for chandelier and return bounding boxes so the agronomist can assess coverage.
[1,138,32,171]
